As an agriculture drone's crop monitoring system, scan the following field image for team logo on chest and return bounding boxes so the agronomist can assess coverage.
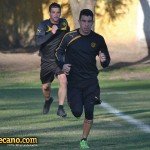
[61,21,67,30]
[91,42,96,48]
[46,26,52,32]
[62,21,67,27]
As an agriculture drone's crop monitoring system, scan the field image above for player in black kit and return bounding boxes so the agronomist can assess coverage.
[56,9,110,149]
[36,3,69,117]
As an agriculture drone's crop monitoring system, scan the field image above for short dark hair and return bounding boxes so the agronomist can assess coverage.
[49,2,61,12]
[79,9,94,20]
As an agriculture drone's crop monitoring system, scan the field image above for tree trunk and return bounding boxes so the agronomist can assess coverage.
[69,0,80,28]
[69,0,96,29]
[140,0,150,57]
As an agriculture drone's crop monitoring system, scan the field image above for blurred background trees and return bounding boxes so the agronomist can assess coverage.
[0,0,149,58]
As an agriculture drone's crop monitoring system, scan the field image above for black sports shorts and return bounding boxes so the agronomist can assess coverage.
[40,60,64,84]
[67,82,101,120]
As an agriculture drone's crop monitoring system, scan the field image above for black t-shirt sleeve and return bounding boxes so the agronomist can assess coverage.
[59,18,70,32]
[55,34,68,68]
[35,22,54,46]
[66,20,70,32]
[99,37,111,68]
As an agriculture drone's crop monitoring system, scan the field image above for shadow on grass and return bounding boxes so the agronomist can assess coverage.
[101,80,150,91]
[0,122,82,137]
[123,109,150,115]
[0,137,80,150]
[0,87,60,126]
[90,133,150,150]
[0,84,149,124]
[0,87,60,100]
[103,56,150,72]
[0,86,149,150]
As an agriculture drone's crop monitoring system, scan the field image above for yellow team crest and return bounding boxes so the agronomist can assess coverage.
[61,21,67,30]
[91,42,96,48]
[46,26,52,32]
[62,21,67,27]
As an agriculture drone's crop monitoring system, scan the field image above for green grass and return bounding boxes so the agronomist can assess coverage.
[0,66,150,150]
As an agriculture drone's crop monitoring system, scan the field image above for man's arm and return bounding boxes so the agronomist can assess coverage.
[60,19,70,32]
[66,21,70,33]
[35,23,55,46]
[55,34,68,68]
[99,37,111,68]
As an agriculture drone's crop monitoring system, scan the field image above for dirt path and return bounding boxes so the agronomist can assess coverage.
[0,52,40,72]
[0,45,150,80]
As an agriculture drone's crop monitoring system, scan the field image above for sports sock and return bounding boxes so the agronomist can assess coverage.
[45,98,50,103]
[58,105,63,109]
[81,138,87,141]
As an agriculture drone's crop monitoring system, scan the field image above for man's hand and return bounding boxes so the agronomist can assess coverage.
[62,64,71,75]
[99,51,106,63]
[52,25,58,34]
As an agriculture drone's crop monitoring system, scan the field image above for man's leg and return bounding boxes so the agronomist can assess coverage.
[82,119,93,140]
[80,119,93,149]
[40,62,55,114]
[67,86,83,118]
[42,83,54,114]
[42,83,50,101]
[80,84,96,149]
[67,86,91,148]
[57,74,67,117]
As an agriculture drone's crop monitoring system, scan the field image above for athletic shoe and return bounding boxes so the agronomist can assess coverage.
[57,107,67,117]
[80,140,90,149]
[43,97,53,114]
[94,96,102,105]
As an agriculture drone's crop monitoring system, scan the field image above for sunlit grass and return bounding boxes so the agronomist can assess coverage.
[0,65,150,150]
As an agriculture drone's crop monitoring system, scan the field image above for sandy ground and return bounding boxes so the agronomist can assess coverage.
[0,52,40,72]
[0,45,150,79]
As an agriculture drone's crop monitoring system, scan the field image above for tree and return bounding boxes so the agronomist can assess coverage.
[69,0,96,28]
[140,0,150,57]
[0,0,44,50]
[69,0,132,29]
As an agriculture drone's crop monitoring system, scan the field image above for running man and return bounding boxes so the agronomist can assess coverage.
[36,3,70,117]
[56,9,110,148]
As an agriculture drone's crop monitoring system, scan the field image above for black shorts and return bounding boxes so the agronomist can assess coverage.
[67,82,101,120]
[40,60,64,84]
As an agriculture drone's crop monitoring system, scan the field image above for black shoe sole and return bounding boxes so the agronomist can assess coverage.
[57,110,67,118]
[43,97,54,114]
[57,114,67,118]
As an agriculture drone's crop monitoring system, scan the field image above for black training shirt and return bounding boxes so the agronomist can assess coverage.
[56,29,110,87]
[36,18,70,62]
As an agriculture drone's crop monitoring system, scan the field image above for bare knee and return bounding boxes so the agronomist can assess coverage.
[84,119,93,124]
[72,110,83,118]
[85,110,94,120]
[58,74,67,86]
[42,83,50,91]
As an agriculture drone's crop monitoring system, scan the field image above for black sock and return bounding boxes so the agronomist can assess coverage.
[45,96,52,101]
[58,105,63,109]
[45,99,50,103]
[81,138,87,141]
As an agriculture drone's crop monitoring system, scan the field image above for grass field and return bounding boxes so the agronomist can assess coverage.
[0,65,150,150]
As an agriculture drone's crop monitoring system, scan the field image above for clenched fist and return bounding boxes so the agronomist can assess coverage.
[52,25,58,34]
